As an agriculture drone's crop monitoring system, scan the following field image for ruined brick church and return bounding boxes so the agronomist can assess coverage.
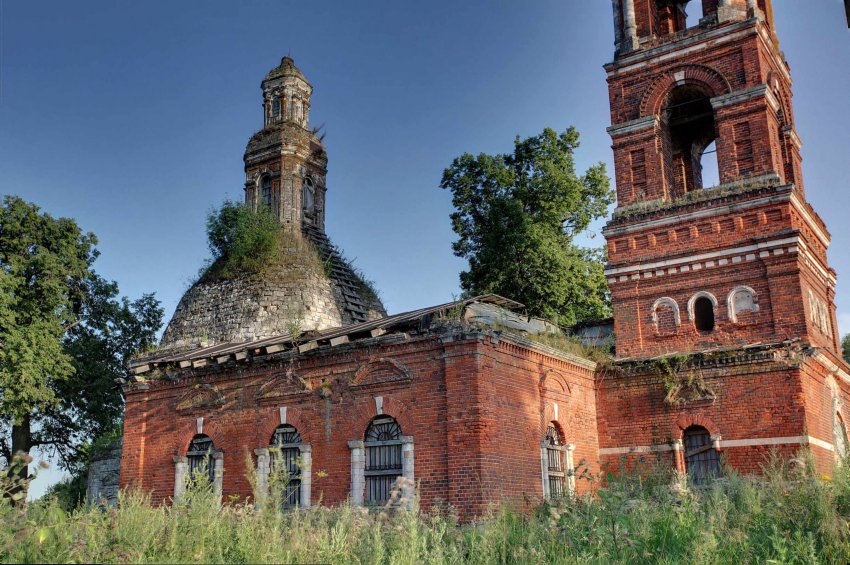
[118,0,850,520]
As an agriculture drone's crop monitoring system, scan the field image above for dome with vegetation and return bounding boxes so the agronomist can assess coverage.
[159,201,385,352]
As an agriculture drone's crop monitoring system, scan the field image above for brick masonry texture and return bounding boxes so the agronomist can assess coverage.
[111,2,850,519]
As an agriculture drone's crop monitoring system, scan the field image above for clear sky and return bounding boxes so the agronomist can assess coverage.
[1,1,848,497]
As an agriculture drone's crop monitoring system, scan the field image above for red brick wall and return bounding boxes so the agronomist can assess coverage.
[120,330,598,520]
[596,353,811,475]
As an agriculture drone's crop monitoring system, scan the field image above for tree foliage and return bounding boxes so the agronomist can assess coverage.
[205,200,281,278]
[0,196,162,481]
[440,127,615,326]
[843,334,850,364]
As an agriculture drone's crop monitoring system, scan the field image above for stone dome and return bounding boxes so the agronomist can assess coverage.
[159,231,386,352]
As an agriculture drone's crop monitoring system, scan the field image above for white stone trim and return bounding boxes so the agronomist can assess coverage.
[607,115,660,137]
[812,351,850,388]
[255,444,312,508]
[401,437,415,508]
[652,297,681,327]
[212,451,224,500]
[687,291,718,321]
[601,435,834,455]
[173,455,188,502]
[196,417,204,435]
[605,236,800,279]
[609,24,756,75]
[727,286,759,323]
[279,406,287,425]
[348,440,365,507]
[710,84,780,113]
[604,184,789,237]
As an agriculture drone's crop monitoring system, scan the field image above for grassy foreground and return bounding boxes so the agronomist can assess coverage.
[3,455,850,564]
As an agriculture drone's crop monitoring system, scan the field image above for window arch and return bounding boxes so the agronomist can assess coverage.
[260,175,272,209]
[688,292,717,333]
[683,426,720,484]
[364,415,403,505]
[835,413,849,461]
[187,434,215,484]
[661,84,718,197]
[302,177,315,213]
[652,297,681,336]
[727,286,759,324]
[270,424,302,507]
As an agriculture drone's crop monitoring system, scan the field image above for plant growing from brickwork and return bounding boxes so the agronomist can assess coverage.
[204,200,282,279]
[440,127,614,327]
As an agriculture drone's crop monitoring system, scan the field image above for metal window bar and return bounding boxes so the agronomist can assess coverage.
[545,424,566,499]
[364,417,403,505]
[270,425,302,507]
[187,436,215,484]
[684,429,720,485]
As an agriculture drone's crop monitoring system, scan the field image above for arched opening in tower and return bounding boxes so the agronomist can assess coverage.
[662,84,718,197]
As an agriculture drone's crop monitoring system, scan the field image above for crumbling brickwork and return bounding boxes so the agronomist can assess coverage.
[121,324,598,521]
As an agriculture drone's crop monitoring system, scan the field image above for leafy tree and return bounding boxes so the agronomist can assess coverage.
[843,334,850,364]
[440,127,615,326]
[0,196,162,489]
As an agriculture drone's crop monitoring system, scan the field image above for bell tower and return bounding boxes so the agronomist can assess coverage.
[244,56,328,234]
[603,0,840,359]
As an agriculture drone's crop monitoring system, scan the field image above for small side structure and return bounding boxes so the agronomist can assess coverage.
[86,439,122,507]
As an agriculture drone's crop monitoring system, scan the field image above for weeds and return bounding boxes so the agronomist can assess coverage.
[3,452,850,563]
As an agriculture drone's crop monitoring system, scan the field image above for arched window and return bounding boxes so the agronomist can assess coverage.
[662,84,717,196]
[260,176,272,209]
[302,177,315,213]
[652,297,681,336]
[683,426,720,484]
[270,424,302,507]
[272,97,281,117]
[693,297,715,332]
[187,434,215,484]
[835,414,849,461]
[545,424,566,498]
[364,416,403,505]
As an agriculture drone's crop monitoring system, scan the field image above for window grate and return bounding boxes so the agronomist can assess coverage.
[270,425,302,507]
[187,435,215,484]
[364,416,403,504]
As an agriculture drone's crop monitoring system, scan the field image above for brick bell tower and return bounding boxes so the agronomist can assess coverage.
[603,0,841,360]
[244,56,328,235]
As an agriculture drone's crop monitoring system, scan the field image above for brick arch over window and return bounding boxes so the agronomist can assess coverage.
[673,413,720,439]
[639,64,731,118]
[175,418,227,456]
[349,396,415,436]
[257,407,313,447]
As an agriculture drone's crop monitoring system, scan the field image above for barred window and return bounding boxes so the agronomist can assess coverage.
[187,434,215,484]
[270,424,302,507]
[544,424,566,499]
[684,426,720,485]
[364,416,403,505]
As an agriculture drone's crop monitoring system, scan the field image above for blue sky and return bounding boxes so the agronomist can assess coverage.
[1,1,848,496]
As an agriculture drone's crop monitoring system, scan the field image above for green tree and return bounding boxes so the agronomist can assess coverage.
[440,127,615,326]
[842,334,850,364]
[0,196,162,489]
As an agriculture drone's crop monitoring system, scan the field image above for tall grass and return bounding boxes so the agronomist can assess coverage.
[3,452,850,564]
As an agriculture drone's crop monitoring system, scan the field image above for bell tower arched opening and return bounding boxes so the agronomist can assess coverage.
[662,84,717,197]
